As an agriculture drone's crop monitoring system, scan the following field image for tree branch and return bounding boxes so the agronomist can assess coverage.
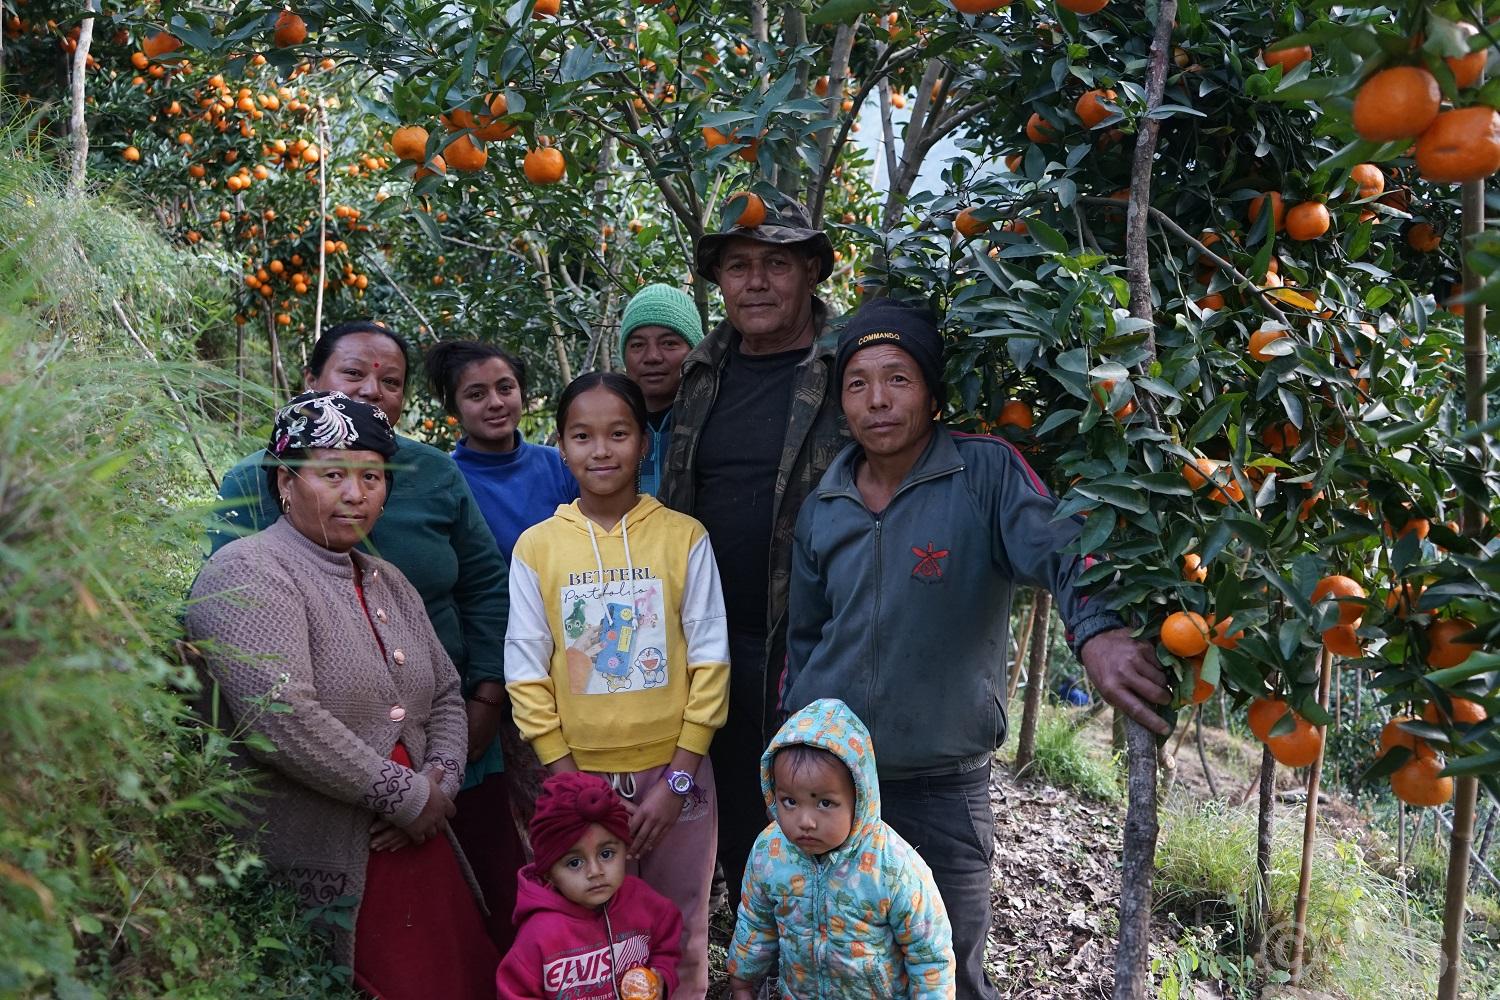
[67,16,94,195]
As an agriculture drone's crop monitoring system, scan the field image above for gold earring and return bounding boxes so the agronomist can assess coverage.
[280,494,290,513]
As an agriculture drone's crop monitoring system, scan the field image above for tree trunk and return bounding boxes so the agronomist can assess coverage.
[1111,4,1177,995]
[1473,805,1497,891]
[592,136,619,369]
[1251,743,1276,963]
[1007,591,1038,702]
[1012,592,1052,775]
[67,16,94,195]
[1439,166,1488,1000]
[1290,648,1334,981]
[314,104,330,338]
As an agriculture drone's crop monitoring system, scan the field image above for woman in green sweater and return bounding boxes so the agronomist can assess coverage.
[206,319,522,948]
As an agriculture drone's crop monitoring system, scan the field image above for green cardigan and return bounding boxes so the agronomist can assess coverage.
[207,435,509,786]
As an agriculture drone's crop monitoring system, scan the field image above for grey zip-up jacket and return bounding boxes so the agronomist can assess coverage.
[782,425,1123,780]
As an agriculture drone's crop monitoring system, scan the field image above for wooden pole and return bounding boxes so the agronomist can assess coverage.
[1438,169,1487,1000]
[1252,743,1276,964]
[1290,647,1334,982]
[313,103,329,338]
[1008,592,1038,702]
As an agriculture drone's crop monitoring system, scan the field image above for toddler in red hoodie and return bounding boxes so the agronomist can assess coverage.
[497,772,683,999]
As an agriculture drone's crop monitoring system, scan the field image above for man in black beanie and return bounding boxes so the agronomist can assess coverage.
[783,297,1170,1000]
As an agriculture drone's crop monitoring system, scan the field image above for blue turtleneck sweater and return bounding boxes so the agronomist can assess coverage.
[452,434,578,564]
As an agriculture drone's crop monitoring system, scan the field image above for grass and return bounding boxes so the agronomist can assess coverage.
[1000,697,1122,802]
[0,125,348,997]
[1153,799,1440,999]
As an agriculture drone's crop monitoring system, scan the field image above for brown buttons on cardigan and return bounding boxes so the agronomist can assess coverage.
[389,706,406,722]
[392,649,406,666]
[375,608,388,622]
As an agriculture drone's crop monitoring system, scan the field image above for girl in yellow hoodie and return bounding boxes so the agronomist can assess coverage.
[506,372,730,999]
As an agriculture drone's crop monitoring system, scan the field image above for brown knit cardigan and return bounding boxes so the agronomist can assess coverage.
[185,517,475,965]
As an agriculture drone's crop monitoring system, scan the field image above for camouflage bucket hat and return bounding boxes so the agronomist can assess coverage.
[695,196,835,284]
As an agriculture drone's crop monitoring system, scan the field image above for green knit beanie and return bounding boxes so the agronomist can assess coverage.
[619,284,704,356]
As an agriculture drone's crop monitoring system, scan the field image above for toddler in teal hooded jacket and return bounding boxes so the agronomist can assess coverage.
[727,699,955,999]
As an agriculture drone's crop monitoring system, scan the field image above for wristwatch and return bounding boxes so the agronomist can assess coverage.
[664,769,705,805]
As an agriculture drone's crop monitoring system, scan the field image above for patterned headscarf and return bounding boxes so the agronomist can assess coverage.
[265,390,398,462]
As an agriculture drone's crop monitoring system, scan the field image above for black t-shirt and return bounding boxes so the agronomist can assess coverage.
[694,342,804,637]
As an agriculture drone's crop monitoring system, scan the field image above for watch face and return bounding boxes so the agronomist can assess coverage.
[668,772,692,794]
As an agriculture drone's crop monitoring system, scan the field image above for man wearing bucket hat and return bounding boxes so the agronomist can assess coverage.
[659,195,848,911]
[618,283,704,497]
[781,298,1173,1000]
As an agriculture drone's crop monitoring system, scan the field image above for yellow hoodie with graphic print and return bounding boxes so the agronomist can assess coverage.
[505,495,730,772]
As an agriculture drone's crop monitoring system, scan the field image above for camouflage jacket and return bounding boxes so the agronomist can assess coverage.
[659,298,847,683]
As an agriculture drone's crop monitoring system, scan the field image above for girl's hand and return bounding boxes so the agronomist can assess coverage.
[369,818,414,852]
[546,754,580,776]
[626,780,685,859]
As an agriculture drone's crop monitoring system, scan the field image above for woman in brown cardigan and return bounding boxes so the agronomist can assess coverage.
[187,390,497,998]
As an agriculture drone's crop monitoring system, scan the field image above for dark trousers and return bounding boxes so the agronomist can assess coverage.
[451,770,523,952]
[881,764,1001,1000]
[711,628,777,911]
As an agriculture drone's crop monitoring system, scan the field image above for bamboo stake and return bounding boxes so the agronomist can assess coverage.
[1400,801,1410,928]
[1290,647,1335,982]
[1438,169,1487,1000]
[1007,592,1038,702]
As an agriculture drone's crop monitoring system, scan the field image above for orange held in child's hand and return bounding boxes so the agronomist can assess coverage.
[618,966,663,1000]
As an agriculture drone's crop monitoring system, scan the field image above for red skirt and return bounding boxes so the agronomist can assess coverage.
[451,770,524,951]
[353,744,498,1000]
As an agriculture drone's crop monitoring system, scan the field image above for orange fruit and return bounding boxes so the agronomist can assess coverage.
[1195,292,1225,311]
[413,153,446,180]
[142,31,181,59]
[1181,457,1243,503]
[1286,201,1330,241]
[1248,326,1290,362]
[1352,66,1440,142]
[1266,711,1323,768]
[1181,552,1207,583]
[702,126,730,149]
[1447,23,1486,89]
[273,11,307,47]
[1264,44,1312,71]
[532,0,560,17]
[1311,574,1366,626]
[955,207,988,238]
[1075,88,1117,129]
[1091,379,1136,420]
[1057,0,1109,12]
[1414,107,1500,184]
[1322,624,1363,658]
[391,125,429,162]
[1390,753,1453,807]
[1259,421,1301,454]
[953,0,1011,12]
[122,145,141,162]
[1406,222,1441,252]
[1425,619,1479,669]
[1249,697,1286,742]
[1248,191,1285,232]
[443,133,487,172]
[1209,615,1243,651]
[1190,660,1215,705]
[1422,697,1488,726]
[995,400,1033,430]
[474,94,516,141]
[523,146,566,184]
[1161,610,1210,658]
[619,967,664,1000]
[1350,162,1385,199]
[1025,112,1058,143]
[1379,715,1427,756]
[730,191,766,228]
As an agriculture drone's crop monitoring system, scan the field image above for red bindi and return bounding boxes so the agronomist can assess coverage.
[372,362,380,369]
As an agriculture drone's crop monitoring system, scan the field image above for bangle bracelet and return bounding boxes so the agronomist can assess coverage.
[469,692,503,707]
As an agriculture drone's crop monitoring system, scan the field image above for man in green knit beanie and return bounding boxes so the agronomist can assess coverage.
[619,283,704,496]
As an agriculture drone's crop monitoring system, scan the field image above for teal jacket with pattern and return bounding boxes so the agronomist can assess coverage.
[727,699,955,999]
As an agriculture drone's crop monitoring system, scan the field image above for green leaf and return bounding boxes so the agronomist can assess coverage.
[1186,393,1238,445]
[1028,220,1070,253]
[1440,751,1500,778]
[808,0,880,25]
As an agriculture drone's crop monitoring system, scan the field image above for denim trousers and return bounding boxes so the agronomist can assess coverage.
[880,763,1001,1000]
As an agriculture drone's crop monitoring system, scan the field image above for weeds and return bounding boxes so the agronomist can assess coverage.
[1002,699,1122,802]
